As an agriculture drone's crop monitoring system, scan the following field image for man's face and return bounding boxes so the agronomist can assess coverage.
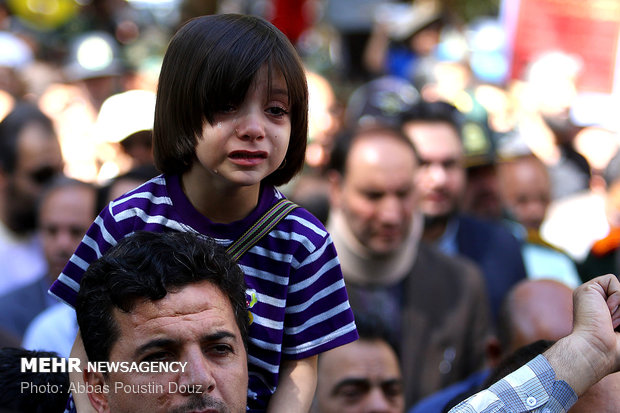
[509,280,573,352]
[7,123,63,233]
[498,157,551,230]
[331,135,417,255]
[314,339,404,413]
[462,164,503,220]
[87,280,248,413]
[403,121,465,221]
[39,185,96,281]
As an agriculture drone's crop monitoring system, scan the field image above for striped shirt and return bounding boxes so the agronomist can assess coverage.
[49,174,358,411]
[449,355,577,413]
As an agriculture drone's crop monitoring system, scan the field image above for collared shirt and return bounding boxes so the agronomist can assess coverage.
[437,216,460,256]
[0,221,47,295]
[449,355,577,413]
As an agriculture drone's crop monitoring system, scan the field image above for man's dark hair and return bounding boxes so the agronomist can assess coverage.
[96,163,160,213]
[76,231,249,363]
[37,176,97,218]
[328,125,418,176]
[399,100,464,139]
[0,347,69,413]
[153,13,308,186]
[119,129,152,154]
[0,102,56,174]
[482,339,554,388]
[352,311,399,359]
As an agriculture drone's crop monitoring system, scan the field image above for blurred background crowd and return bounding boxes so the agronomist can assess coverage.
[2,0,620,412]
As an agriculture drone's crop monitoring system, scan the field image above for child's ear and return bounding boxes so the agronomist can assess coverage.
[83,370,110,413]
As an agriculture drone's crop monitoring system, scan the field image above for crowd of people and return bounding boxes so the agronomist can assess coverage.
[1,0,620,412]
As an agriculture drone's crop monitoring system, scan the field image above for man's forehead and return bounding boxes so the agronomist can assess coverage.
[17,141,62,170]
[347,134,417,169]
[146,284,229,316]
[404,121,462,149]
[322,339,400,374]
[112,281,238,342]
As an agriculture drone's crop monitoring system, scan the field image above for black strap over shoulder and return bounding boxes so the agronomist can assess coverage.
[226,198,298,261]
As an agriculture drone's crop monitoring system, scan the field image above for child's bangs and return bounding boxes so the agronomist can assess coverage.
[201,34,272,122]
[201,21,305,123]
[267,47,306,110]
[203,56,257,118]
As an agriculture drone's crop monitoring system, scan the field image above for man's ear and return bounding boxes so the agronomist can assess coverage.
[0,166,7,191]
[484,335,503,369]
[83,370,110,413]
[327,170,343,209]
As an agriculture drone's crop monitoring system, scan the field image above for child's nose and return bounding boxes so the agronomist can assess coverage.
[235,110,265,140]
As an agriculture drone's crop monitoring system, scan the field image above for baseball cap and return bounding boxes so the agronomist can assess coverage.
[345,76,419,129]
[63,31,124,82]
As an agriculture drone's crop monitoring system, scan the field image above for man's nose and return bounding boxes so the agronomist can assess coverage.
[364,387,394,413]
[55,230,78,252]
[178,348,216,395]
[427,163,448,185]
[378,196,403,224]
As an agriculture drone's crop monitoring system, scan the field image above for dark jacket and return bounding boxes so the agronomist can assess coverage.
[455,214,527,318]
[345,242,491,408]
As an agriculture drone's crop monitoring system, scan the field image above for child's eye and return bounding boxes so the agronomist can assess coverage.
[266,106,289,117]
[218,104,237,113]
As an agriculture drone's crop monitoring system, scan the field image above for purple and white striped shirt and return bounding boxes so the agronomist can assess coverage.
[49,174,358,411]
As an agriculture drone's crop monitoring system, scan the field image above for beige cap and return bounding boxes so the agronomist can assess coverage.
[385,0,443,41]
[94,89,156,143]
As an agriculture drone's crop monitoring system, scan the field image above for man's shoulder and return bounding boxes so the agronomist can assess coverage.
[409,369,491,413]
[0,277,50,335]
[410,243,488,305]
[417,242,482,280]
[457,214,513,236]
[0,277,48,307]
[456,214,522,249]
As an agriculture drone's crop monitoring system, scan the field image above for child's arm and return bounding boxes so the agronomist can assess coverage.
[69,330,97,413]
[267,355,318,413]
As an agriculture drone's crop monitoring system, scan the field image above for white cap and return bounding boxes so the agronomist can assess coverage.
[95,89,156,143]
[570,92,620,132]
[64,31,123,81]
[0,32,33,69]
[379,0,443,41]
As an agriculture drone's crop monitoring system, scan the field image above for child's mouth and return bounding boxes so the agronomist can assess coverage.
[229,150,268,165]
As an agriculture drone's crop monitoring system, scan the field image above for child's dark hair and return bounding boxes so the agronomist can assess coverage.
[154,13,308,186]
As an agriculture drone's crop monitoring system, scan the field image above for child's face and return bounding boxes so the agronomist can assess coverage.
[193,65,291,189]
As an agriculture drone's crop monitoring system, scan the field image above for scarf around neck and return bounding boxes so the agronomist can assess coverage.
[328,208,423,287]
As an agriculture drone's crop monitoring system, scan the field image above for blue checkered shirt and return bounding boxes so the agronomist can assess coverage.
[449,355,577,412]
